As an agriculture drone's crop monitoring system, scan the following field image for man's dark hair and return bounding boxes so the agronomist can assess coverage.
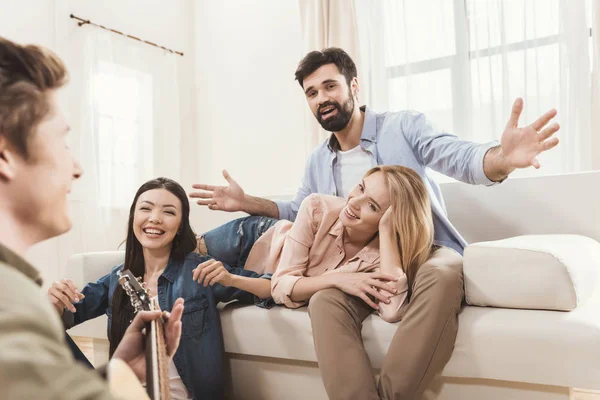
[0,37,68,158]
[294,47,357,88]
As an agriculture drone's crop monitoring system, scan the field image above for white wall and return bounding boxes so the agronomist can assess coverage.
[191,0,306,232]
[0,0,195,286]
[0,0,307,284]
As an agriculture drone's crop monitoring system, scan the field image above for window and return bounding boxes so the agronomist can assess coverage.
[93,62,153,208]
[382,0,593,182]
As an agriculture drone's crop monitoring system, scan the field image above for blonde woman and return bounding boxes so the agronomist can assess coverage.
[193,165,435,323]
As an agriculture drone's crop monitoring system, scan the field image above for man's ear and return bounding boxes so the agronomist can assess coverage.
[0,136,18,182]
[351,77,360,98]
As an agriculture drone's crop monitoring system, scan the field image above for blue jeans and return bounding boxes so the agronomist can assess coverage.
[201,216,279,270]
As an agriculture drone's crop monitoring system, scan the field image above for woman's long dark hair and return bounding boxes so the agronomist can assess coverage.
[108,177,197,356]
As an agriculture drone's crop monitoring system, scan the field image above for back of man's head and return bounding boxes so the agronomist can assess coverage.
[0,36,68,158]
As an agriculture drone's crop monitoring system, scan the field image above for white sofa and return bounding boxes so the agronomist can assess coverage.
[66,172,600,400]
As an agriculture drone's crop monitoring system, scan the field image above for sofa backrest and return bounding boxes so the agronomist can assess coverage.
[441,171,600,244]
[66,251,125,288]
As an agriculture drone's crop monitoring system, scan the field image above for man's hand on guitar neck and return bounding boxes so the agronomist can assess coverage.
[112,297,185,382]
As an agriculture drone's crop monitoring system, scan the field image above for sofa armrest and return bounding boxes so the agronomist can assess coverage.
[464,235,600,311]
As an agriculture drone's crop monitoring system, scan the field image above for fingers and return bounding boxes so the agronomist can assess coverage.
[192,259,229,286]
[531,137,559,169]
[164,298,184,357]
[196,200,224,211]
[190,183,215,192]
[193,198,224,211]
[55,281,79,301]
[166,322,182,358]
[358,293,379,309]
[192,260,222,285]
[370,272,399,282]
[49,280,84,312]
[364,285,391,304]
[127,310,163,332]
[49,288,76,312]
[541,137,559,152]
[379,289,397,297]
[367,278,398,294]
[506,98,523,128]
[193,260,215,282]
[530,108,558,132]
[190,190,215,200]
[196,259,221,270]
[61,279,79,295]
[189,191,214,200]
[222,170,236,185]
[170,298,185,321]
[195,199,215,206]
[538,123,560,141]
[202,266,223,287]
[192,264,200,281]
[207,271,226,286]
[189,185,221,205]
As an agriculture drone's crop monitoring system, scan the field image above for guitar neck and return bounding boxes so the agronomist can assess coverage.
[145,319,171,400]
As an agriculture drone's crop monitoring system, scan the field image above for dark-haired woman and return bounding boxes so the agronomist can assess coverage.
[48,177,268,400]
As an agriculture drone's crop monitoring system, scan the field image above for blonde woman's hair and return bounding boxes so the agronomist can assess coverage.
[365,165,434,300]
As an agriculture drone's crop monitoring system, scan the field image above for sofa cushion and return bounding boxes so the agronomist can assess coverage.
[65,251,600,390]
[463,235,600,311]
[66,251,125,288]
[220,301,600,390]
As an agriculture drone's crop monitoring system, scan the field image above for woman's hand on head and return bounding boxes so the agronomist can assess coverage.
[333,272,399,309]
[192,259,234,287]
[379,206,394,233]
[47,278,85,315]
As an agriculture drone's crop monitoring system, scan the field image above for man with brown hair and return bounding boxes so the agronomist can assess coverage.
[0,36,184,399]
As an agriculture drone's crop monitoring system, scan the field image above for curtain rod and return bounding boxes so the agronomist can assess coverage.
[69,14,184,56]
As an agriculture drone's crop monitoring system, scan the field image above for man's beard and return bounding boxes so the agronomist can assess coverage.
[315,92,355,132]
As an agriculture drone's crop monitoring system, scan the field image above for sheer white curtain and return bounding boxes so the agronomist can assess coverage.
[54,29,182,276]
[357,0,595,180]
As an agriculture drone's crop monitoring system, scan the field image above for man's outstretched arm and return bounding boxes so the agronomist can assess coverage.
[404,98,559,185]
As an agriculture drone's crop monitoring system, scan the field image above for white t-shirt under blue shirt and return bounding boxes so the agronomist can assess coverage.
[333,145,377,198]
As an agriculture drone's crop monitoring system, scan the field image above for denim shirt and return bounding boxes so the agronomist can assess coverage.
[275,106,499,255]
[64,252,263,400]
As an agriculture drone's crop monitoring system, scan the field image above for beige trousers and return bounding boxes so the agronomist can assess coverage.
[308,247,464,400]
